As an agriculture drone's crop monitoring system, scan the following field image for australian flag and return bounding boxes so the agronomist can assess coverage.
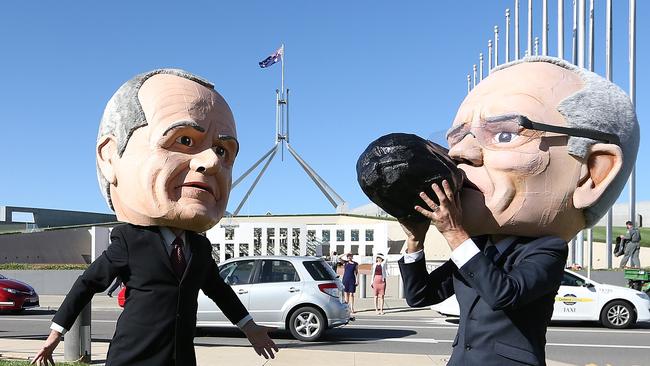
[259,45,284,68]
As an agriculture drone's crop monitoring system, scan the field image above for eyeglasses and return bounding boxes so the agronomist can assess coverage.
[446,114,620,150]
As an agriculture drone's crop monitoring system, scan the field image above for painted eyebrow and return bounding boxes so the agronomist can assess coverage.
[162,121,206,136]
[446,113,524,138]
[483,113,523,123]
[218,134,240,156]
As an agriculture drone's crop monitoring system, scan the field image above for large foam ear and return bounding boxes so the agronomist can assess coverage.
[573,143,623,209]
[97,135,119,185]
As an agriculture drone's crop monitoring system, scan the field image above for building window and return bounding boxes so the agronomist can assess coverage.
[365,245,373,256]
[365,229,374,241]
[292,228,301,256]
[239,243,249,257]
[307,230,316,239]
[350,245,359,255]
[253,228,262,245]
[225,243,234,260]
[351,229,359,242]
[225,228,235,240]
[267,228,275,255]
[322,230,330,243]
[336,230,345,242]
[212,244,220,262]
[336,245,345,255]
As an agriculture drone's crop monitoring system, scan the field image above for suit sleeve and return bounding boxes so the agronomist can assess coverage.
[398,256,456,307]
[200,242,249,326]
[457,236,568,310]
[52,226,129,330]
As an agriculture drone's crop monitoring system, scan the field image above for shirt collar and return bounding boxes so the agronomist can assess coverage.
[159,227,186,247]
[488,236,518,255]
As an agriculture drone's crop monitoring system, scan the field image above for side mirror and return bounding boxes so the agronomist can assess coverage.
[584,282,595,288]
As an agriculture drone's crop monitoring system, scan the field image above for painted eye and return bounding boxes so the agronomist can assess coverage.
[493,131,518,143]
[215,146,227,157]
[176,136,194,147]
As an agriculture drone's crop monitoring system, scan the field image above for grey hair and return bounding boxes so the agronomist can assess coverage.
[493,56,639,227]
[96,68,215,210]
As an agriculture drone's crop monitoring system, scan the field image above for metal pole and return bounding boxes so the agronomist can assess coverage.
[576,230,584,267]
[578,0,585,68]
[64,304,91,362]
[527,0,533,56]
[488,40,493,72]
[479,53,484,80]
[286,88,290,144]
[275,89,280,144]
[473,64,477,88]
[558,0,564,59]
[572,0,578,65]
[506,9,511,62]
[515,0,520,59]
[588,0,594,71]
[535,37,539,55]
[494,26,499,67]
[587,228,594,278]
[359,274,367,299]
[605,0,613,269]
[543,0,548,55]
[629,0,636,226]
[467,74,471,93]
[281,43,285,103]
[587,0,594,273]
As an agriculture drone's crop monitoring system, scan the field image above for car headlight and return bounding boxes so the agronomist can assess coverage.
[636,293,650,301]
[1,288,18,294]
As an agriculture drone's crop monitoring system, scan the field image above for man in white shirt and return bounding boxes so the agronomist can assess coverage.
[398,57,638,366]
[33,69,277,366]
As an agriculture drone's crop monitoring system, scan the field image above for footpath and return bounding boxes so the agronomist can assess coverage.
[0,295,576,366]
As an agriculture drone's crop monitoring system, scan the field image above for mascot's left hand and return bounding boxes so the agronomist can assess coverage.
[241,320,279,359]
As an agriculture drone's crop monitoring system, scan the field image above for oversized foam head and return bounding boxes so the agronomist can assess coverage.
[451,56,638,240]
[96,69,239,232]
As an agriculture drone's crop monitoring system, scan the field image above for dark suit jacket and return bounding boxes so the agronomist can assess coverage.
[399,236,567,366]
[53,223,249,366]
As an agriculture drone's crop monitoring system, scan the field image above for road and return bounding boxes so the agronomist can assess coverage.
[1,307,649,365]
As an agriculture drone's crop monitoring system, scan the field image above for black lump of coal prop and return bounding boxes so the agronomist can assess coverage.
[356,133,464,222]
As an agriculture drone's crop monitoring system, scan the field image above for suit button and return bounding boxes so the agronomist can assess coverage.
[468,272,474,278]
[465,344,472,350]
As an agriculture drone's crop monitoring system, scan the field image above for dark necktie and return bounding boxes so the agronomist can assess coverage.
[171,236,187,278]
[484,244,499,263]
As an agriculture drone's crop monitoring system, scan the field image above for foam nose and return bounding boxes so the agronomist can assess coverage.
[356,133,464,222]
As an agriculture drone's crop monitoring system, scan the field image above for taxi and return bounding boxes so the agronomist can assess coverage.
[431,269,650,329]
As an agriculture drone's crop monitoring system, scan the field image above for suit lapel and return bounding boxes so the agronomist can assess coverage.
[180,231,198,284]
[147,226,178,279]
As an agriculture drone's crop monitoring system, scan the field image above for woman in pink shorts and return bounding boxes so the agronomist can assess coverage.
[371,254,387,315]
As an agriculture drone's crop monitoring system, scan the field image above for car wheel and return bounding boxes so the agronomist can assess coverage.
[289,306,325,342]
[600,300,636,329]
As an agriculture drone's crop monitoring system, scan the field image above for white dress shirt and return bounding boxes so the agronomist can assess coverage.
[402,236,518,268]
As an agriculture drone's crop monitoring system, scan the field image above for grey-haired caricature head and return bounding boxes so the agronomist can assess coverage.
[96,69,239,231]
[450,56,638,240]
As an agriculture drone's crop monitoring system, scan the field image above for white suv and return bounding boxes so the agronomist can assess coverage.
[196,256,350,341]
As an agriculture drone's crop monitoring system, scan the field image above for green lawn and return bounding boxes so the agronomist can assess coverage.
[591,226,649,247]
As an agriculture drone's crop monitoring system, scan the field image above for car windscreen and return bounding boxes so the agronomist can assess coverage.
[303,260,337,281]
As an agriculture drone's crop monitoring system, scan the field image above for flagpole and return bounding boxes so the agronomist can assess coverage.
[281,43,285,99]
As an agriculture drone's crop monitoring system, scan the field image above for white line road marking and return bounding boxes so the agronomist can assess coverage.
[0,318,116,323]
[377,337,650,350]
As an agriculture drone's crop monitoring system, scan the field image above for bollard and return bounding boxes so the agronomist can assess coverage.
[359,274,367,298]
[398,274,405,299]
[64,303,91,362]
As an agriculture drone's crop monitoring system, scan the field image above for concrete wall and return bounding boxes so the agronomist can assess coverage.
[2,270,84,295]
[0,228,91,264]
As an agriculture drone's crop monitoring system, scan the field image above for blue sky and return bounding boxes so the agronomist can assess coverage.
[0,1,647,216]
